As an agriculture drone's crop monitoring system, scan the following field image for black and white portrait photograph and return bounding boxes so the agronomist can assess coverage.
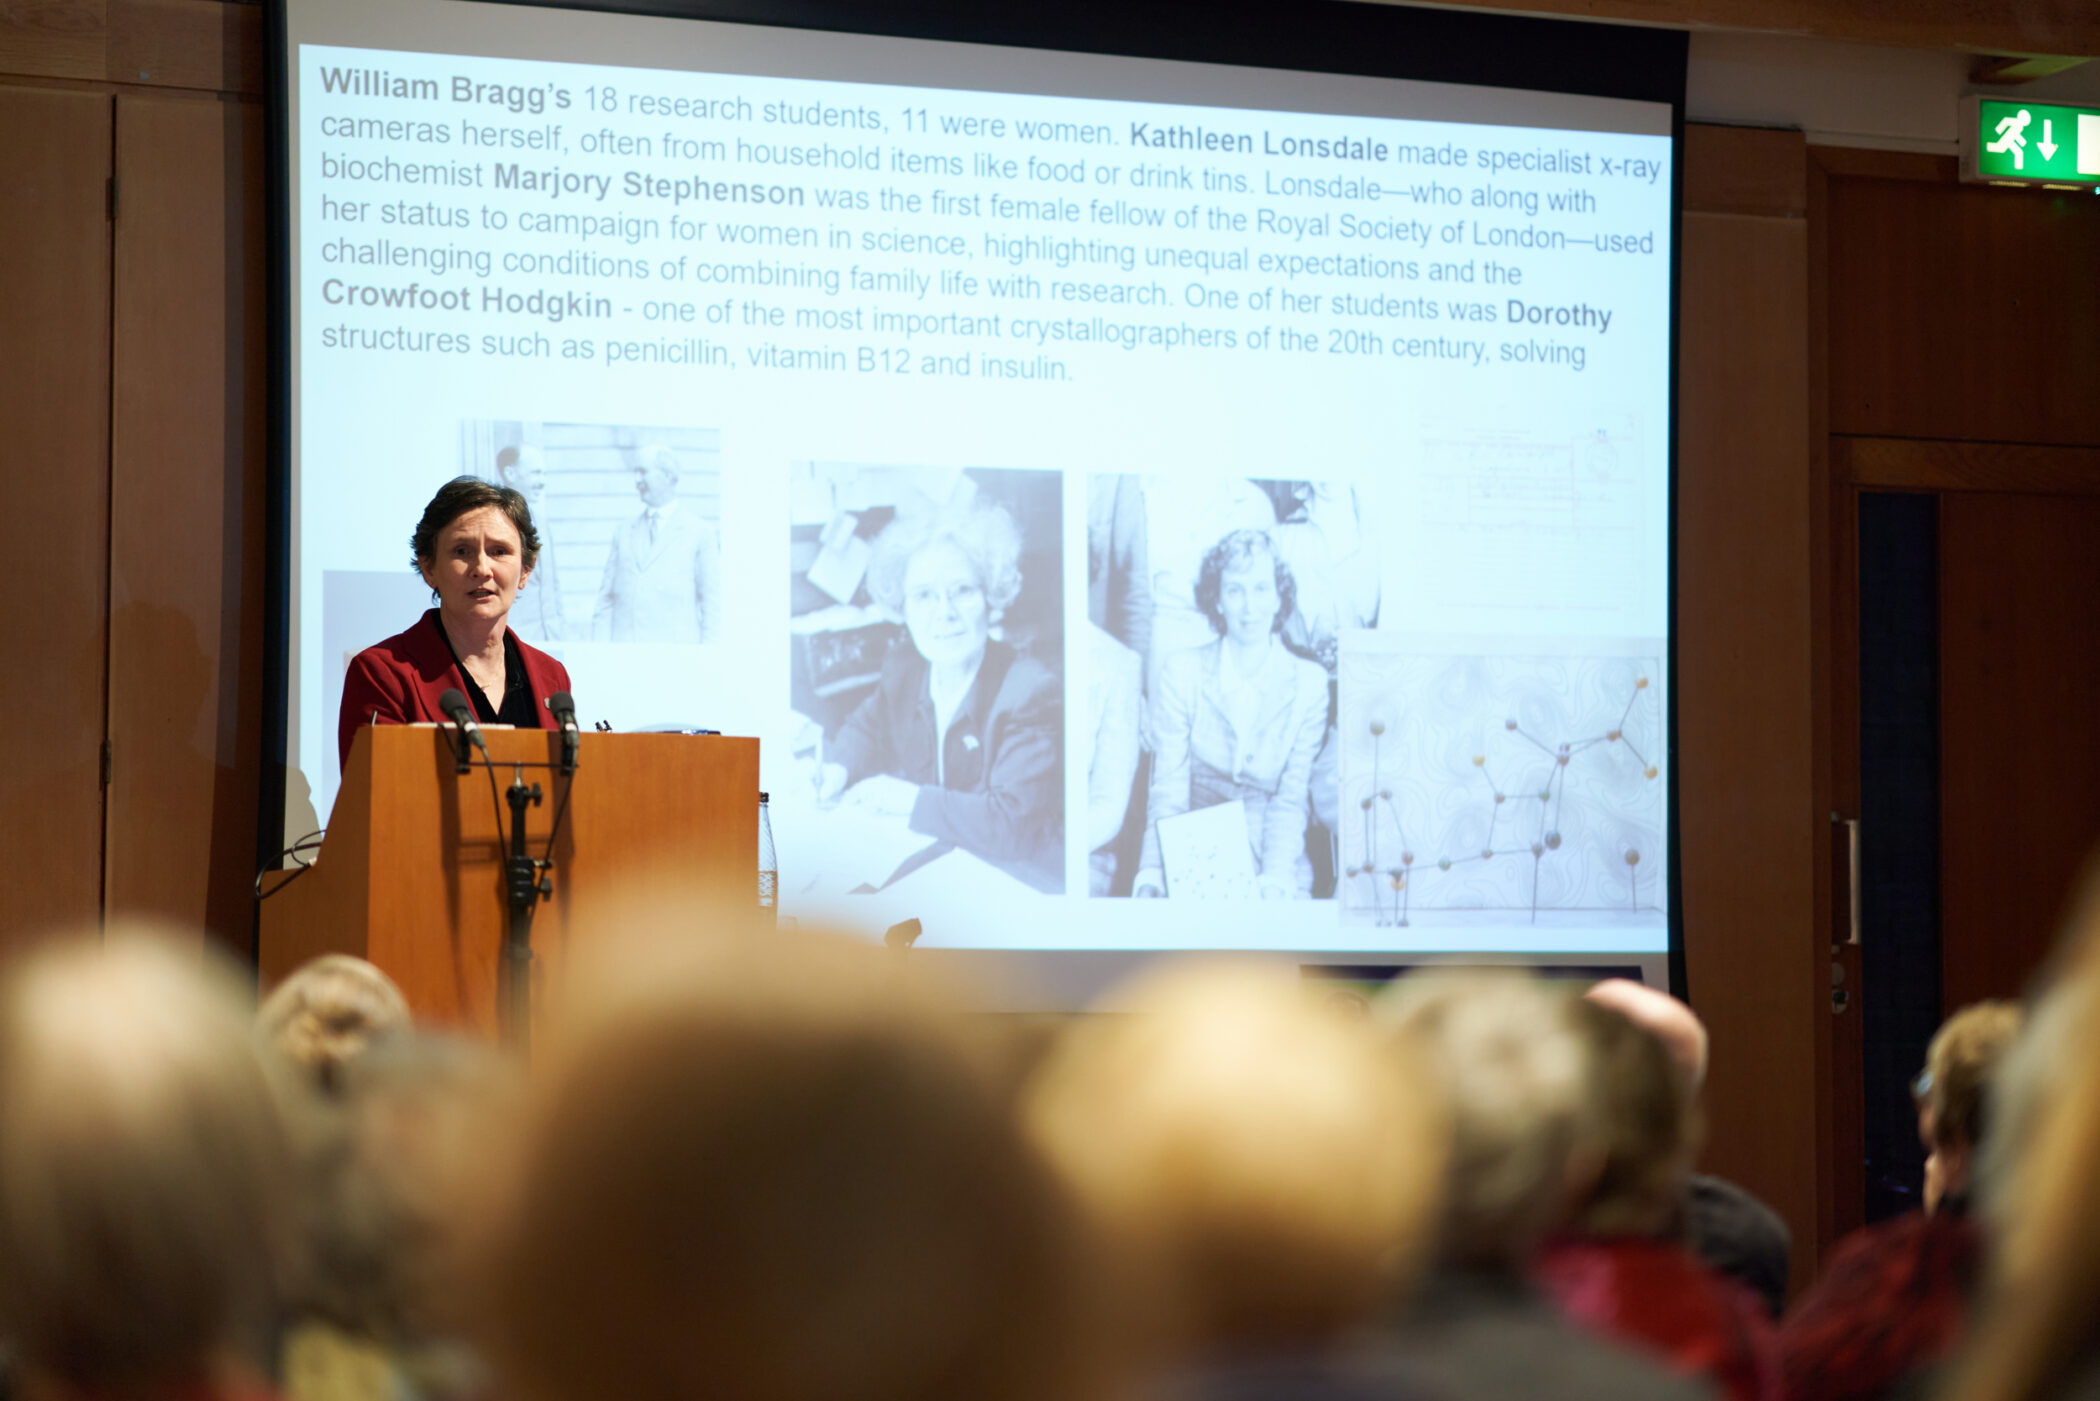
[1089,473,1378,898]
[785,465,1064,897]
[458,421,722,646]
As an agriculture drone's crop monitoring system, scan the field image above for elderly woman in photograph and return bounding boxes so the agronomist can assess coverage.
[1134,529,1329,899]
[815,501,1062,879]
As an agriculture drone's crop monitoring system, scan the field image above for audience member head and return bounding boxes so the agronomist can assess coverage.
[1377,971,1589,1269]
[293,1032,521,1348]
[1941,868,2100,1401]
[259,953,412,1094]
[1562,998,1700,1237]
[1583,977,1709,1097]
[1912,999,2021,1215]
[0,926,295,1395]
[479,929,1105,1401]
[1026,962,1448,1354]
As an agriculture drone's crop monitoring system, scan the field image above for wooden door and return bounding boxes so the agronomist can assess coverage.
[0,86,113,948]
[104,94,269,955]
[1939,491,2100,1008]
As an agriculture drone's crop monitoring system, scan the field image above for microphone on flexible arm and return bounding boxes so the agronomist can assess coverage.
[545,691,580,775]
[437,687,485,771]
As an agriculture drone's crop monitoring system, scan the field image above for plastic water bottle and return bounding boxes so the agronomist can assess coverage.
[757,791,777,924]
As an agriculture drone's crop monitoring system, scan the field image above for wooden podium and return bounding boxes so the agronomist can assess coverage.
[260,725,759,1035]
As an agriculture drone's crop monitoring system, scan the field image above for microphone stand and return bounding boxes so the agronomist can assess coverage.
[501,763,549,1053]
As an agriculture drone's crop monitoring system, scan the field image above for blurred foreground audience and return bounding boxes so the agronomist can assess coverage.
[476,931,1113,1401]
[0,927,294,1401]
[1585,978,1793,1318]
[1779,1000,2020,1401]
[33,902,2100,1401]
[278,1033,519,1401]
[1025,963,1448,1396]
[1941,874,2100,1401]
[1376,972,1711,1401]
[1536,997,1779,1401]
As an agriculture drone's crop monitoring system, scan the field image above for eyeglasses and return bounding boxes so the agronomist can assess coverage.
[1911,1067,1934,1104]
[905,582,983,612]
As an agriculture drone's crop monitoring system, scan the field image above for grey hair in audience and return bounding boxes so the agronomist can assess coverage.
[290,1032,520,1343]
[1378,971,1589,1266]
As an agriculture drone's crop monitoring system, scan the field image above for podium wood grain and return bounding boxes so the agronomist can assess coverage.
[260,726,758,1035]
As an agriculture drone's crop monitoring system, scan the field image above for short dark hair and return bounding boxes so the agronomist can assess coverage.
[1195,528,1294,637]
[410,477,541,591]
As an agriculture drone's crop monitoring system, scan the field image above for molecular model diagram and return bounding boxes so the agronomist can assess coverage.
[1339,656,1662,927]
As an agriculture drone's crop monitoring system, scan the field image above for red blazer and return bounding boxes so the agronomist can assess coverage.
[338,610,573,772]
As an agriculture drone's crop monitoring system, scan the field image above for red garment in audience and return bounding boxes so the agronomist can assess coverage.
[1537,1234,1782,1401]
[1778,1209,1981,1401]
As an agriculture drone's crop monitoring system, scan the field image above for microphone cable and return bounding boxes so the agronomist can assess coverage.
[538,692,581,871]
[255,829,328,900]
[438,688,509,853]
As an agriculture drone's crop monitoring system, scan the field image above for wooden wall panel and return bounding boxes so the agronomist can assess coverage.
[1939,493,2100,1010]
[0,86,112,948]
[1425,0,2099,55]
[1808,142,1863,1251]
[106,0,263,94]
[0,0,106,82]
[1678,191,1824,1287]
[6,0,2100,100]
[106,93,268,954]
[1685,123,1808,218]
[1828,178,2100,447]
[1838,436,2100,495]
[0,0,264,94]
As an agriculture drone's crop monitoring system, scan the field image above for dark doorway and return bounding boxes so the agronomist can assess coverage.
[1856,491,1941,1223]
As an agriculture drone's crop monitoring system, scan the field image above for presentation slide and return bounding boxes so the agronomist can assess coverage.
[283,0,1675,955]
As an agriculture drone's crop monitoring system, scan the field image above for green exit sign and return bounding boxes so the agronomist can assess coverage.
[1963,97,2100,188]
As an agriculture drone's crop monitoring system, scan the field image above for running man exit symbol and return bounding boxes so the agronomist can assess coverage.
[1986,107,2031,168]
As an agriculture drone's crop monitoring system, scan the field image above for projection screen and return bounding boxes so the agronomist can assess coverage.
[273,0,1683,984]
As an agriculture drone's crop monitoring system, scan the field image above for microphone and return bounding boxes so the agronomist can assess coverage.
[545,691,578,734]
[437,687,487,758]
[545,691,580,774]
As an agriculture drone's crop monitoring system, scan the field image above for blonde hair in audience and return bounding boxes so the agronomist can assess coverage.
[479,927,1109,1401]
[1026,962,1449,1352]
[1945,873,2100,1401]
[1919,999,2021,1150]
[1378,971,1589,1266]
[259,953,411,1091]
[0,925,295,1391]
